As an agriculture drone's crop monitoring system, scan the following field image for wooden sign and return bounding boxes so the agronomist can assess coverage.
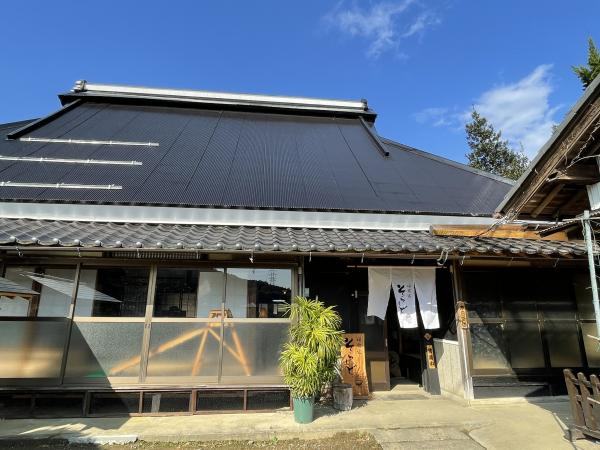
[425,344,436,369]
[341,333,369,399]
[456,301,468,330]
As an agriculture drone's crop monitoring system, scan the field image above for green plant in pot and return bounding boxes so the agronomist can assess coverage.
[280,296,343,424]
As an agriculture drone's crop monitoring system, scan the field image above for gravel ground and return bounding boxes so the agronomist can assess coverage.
[0,432,381,450]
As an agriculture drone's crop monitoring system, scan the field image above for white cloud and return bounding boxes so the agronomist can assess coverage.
[470,64,559,157]
[414,107,452,127]
[415,65,561,157]
[402,12,440,38]
[324,1,440,59]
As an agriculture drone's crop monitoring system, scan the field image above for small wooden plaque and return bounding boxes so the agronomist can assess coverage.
[341,333,370,399]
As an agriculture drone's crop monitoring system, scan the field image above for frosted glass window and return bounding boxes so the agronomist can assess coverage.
[146,322,220,381]
[65,322,144,380]
[0,320,68,378]
[470,323,509,370]
[225,269,292,318]
[220,322,288,382]
[74,268,149,317]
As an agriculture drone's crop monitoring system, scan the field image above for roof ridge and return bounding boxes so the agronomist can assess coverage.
[66,80,373,116]
[379,137,514,185]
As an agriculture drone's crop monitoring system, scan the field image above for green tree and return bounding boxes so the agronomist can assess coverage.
[465,110,529,180]
[572,37,600,89]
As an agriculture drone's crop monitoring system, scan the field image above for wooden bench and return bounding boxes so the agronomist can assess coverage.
[564,369,600,441]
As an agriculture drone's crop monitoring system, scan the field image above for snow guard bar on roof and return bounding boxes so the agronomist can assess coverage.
[70,80,370,115]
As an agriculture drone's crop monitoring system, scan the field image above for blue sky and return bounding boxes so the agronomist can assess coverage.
[0,1,598,163]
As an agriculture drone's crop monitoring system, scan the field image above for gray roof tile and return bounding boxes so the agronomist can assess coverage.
[0,218,586,257]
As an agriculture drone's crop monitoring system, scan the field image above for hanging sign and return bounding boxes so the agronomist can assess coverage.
[426,344,436,369]
[341,333,370,399]
[456,301,468,330]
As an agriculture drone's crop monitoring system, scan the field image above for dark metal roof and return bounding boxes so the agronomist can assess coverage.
[0,119,37,133]
[0,218,586,257]
[0,99,511,216]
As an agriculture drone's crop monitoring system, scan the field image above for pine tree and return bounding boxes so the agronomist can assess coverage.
[465,110,529,180]
[573,37,600,89]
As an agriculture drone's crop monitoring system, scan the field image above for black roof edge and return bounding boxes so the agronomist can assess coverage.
[359,118,390,157]
[58,92,378,122]
[380,137,514,185]
[0,118,39,131]
[5,100,82,140]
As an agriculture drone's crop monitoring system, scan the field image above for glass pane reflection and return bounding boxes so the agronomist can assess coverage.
[74,268,149,317]
[225,269,291,318]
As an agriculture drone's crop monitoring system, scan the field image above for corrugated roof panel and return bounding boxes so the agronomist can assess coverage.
[182,112,246,206]
[222,114,309,208]
[317,119,385,210]
[293,120,345,210]
[27,103,106,138]
[0,101,512,214]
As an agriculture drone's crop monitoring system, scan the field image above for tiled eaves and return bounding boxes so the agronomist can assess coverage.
[0,218,587,258]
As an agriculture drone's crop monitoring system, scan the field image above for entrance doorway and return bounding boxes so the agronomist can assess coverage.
[385,297,423,387]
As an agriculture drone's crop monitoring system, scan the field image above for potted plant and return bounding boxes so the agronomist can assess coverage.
[280,296,343,424]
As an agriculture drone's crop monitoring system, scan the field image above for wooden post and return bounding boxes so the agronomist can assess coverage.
[564,369,586,441]
[450,262,474,400]
[578,371,597,430]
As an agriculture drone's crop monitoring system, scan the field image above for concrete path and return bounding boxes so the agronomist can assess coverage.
[0,384,597,449]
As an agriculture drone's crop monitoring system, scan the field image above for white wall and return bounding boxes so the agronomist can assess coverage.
[434,338,465,399]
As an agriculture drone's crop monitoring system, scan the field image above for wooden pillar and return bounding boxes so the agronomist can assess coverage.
[450,261,474,400]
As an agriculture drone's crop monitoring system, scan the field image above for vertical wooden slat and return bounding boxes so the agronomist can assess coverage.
[139,265,157,383]
[564,369,585,428]
[578,372,597,430]
[217,269,227,383]
[59,263,82,384]
[190,389,197,414]
[590,375,600,430]
[450,262,474,400]
[82,391,91,417]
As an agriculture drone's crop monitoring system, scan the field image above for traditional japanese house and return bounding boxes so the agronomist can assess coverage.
[0,81,591,417]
